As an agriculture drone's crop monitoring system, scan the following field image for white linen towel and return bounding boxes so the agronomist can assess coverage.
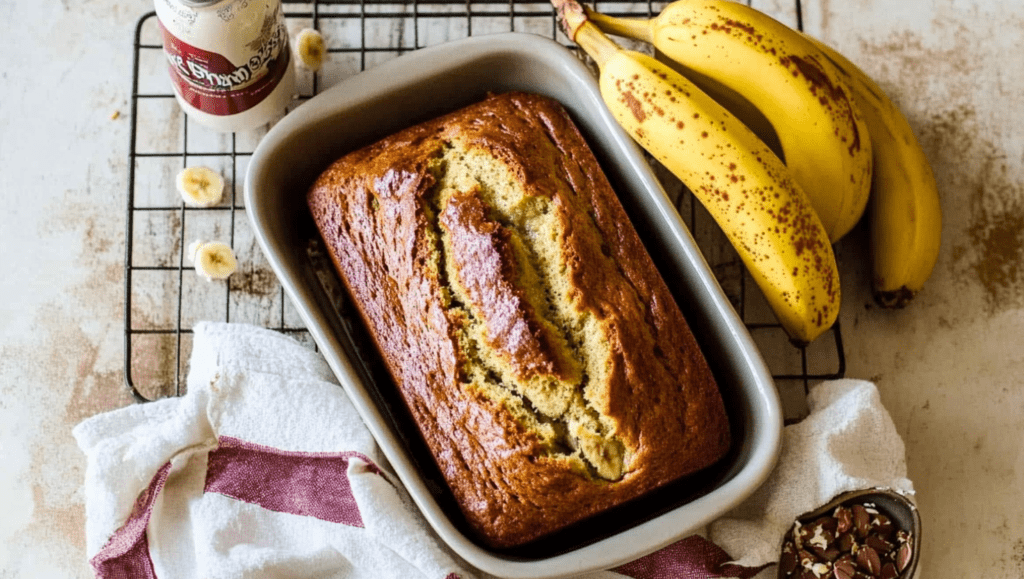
[74,322,913,579]
[709,379,916,571]
[74,321,473,579]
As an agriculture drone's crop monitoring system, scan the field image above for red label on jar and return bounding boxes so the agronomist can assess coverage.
[160,22,290,116]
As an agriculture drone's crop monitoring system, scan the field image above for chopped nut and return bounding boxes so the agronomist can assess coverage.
[856,545,881,575]
[835,506,853,534]
[865,535,892,553]
[833,557,855,579]
[836,532,857,553]
[852,504,871,538]
[879,562,899,579]
[896,540,913,572]
[873,514,894,538]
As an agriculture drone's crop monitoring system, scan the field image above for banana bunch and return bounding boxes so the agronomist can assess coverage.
[557,0,941,326]
[553,0,839,345]
[585,0,873,244]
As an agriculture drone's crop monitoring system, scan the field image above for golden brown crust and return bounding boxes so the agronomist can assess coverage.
[307,92,730,548]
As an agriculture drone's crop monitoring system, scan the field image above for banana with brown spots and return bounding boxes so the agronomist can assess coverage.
[585,0,873,244]
[800,32,942,308]
[553,0,840,344]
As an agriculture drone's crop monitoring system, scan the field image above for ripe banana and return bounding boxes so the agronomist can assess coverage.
[585,0,873,243]
[553,0,840,345]
[801,33,942,307]
[187,240,238,281]
[295,28,327,72]
[176,166,224,207]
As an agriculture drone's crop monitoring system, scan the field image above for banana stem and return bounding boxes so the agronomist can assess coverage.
[573,21,622,68]
[551,0,588,39]
[551,0,621,68]
[585,9,655,43]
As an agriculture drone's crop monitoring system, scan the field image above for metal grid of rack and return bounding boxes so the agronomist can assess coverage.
[124,0,844,421]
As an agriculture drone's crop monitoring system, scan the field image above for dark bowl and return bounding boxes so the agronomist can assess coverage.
[779,488,921,579]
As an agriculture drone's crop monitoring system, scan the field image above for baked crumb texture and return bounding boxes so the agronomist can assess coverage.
[308,92,730,548]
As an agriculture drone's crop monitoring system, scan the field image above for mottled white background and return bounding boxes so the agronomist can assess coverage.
[1,0,1022,577]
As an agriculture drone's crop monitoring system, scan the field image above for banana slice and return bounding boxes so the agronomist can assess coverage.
[187,240,237,282]
[295,28,327,72]
[176,166,225,207]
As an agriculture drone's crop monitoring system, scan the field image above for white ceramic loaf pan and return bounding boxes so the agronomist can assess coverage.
[245,32,782,578]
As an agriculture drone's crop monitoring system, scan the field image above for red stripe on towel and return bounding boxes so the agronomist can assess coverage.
[613,535,768,579]
[90,462,171,579]
[204,436,384,527]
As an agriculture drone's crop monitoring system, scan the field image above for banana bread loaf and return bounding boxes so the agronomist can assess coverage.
[307,91,730,548]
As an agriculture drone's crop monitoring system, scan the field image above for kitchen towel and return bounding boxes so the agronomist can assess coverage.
[74,322,913,579]
[709,379,916,572]
[74,321,473,579]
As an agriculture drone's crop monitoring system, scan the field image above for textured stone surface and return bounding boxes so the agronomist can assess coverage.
[1,0,1022,577]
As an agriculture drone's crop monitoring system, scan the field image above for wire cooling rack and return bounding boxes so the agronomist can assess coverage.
[123,0,844,421]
